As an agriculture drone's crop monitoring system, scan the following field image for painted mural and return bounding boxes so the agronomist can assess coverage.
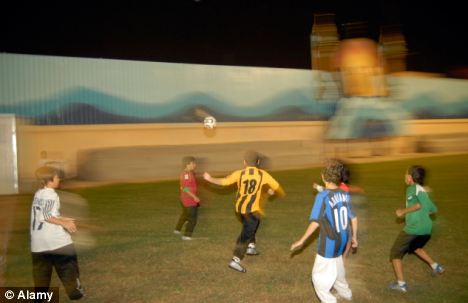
[1,53,467,126]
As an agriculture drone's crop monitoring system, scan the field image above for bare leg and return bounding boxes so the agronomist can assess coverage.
[413,248,435,265]
[391,258,404,281]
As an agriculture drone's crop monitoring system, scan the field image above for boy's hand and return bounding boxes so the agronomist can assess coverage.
[194,196,200,203]
[395,208,405,218]
[313,183,324,192]
[290,240,303,252]
[62,220,77,233]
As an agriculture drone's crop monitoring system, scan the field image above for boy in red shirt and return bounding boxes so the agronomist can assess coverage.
[174,156,200,240]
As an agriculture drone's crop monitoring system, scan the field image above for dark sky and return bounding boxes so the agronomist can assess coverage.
[2,0,467,75]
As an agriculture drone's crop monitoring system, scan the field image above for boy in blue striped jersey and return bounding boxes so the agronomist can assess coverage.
[291,159,358,303]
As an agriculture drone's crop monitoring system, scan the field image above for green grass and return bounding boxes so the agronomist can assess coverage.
[3,154,468,302]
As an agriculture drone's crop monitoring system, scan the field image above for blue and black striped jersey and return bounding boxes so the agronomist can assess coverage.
[309,189,355,258]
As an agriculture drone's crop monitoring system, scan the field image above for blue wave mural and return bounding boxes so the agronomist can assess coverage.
[401,93,468,119]
[1,86,468,125]
[1,54,468,125]
[0,87,338,124]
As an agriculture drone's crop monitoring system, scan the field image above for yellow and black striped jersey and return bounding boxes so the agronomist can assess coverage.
[220,166,280,214]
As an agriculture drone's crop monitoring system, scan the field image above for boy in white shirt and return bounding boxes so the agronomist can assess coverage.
[31,166,84,300]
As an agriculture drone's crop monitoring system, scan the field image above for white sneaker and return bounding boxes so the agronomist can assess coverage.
[246,247,259,255]
[389,281,408,293]
[432,264,445,276]
[246,243,259,255]
[181,236,192,240]
[228,259,246,273]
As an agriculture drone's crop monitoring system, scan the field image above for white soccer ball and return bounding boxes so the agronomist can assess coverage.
[203,116,217,129]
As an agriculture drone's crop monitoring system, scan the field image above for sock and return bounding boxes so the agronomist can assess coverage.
[398,280,406,286]
[431,262,439,270]
[233,256,241,263]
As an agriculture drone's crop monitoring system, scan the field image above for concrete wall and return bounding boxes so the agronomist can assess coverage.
[16,119,468,188]
[17,121,326,179]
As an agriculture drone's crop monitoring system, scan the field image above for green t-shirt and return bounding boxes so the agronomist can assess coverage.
[404,184,438,235]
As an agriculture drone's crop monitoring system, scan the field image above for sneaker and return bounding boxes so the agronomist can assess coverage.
[246,247,259,255]
[181,236,192,240]
[173,230,181,235]
[432,264,445,276]
[389,282,408,293]
[228,259,246,273]
[246,243,259,256]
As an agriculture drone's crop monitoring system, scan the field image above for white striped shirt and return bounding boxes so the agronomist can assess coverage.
[30,187,72,252]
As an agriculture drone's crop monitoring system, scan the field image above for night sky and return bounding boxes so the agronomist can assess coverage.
[2,0,466,75]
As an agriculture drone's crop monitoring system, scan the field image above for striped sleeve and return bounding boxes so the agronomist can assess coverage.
[42,199,55,221]
[262,170,280,191]
[220,170,242,186]
[309,192,326,222]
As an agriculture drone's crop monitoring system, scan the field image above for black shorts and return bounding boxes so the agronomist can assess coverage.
[32,244,84,300]
[389,231,431,260]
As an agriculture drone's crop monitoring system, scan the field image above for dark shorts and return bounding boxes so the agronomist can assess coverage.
[390,231,431,260]
[32,244,84,300]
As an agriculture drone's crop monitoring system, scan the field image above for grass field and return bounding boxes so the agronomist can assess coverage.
[3,153,468,302]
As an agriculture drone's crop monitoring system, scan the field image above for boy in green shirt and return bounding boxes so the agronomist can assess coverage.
[389,165,445,293]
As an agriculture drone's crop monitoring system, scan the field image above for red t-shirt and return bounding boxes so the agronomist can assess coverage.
[340,182,364,193]
[339,182,350,192]
[180,171,198,207]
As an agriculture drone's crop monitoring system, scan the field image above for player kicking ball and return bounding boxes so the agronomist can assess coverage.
[203,150,284,273]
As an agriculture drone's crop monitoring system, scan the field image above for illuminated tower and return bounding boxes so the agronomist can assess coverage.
[379,24,407,74]
[310,13,339,71]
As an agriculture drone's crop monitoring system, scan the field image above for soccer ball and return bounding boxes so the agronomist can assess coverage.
[203,116,216,129]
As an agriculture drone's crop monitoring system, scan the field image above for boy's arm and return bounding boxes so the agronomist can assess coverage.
[264,172,285,197]
[267,185,285,197]
[47,216,77,233]
[203,171,238,186]
[183,189,200,202]
[396,203,421,217]
[351,217,358,248]
[290,221,319,251]
[203,172,224,185]
[313,182,324,192]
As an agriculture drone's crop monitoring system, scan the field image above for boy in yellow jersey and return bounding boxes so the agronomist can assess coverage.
[203,150,284,273]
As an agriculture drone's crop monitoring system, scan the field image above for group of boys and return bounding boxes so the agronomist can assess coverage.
[173,151,444,302]
[29,151,444,303]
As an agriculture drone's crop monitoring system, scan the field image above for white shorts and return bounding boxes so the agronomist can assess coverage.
[312,254,352,303]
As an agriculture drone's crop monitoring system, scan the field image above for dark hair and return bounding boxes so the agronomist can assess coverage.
[182,156,196,168]
[244,150,259,166]
[341,164,350,184]
[408,165,426,185]
[35,166,62,186]
[322,159,344,185]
